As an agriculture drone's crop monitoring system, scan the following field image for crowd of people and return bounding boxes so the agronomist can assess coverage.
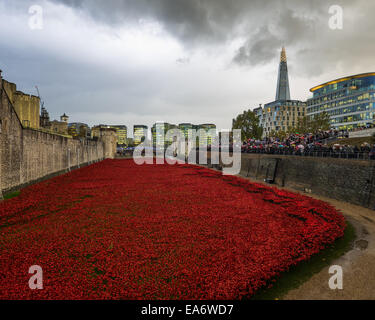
[241,129,375,159]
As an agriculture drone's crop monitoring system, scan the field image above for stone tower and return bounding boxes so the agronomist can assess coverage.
[60,113,69,123]
[99,127,117,159]
[275,47,291,101]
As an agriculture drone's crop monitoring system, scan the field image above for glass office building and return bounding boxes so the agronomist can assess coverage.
[196,124,217,146]
[151,123,177,148]
[151,123,162,148]
[151,123,217,148]
[307,72,375,130]
[110,125,127,146]
[68,122,90,138]
[92,124,126,145]
[178,123,193,141]
[133,125,148,146]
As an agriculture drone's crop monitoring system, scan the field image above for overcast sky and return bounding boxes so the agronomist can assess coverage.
[1,0,374,136]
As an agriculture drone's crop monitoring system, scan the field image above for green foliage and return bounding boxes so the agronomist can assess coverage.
[3,191,20,200]
[295,116,310,134]
[311,111,331,132]
[289,112,331,135]
[269,130,287,140]
[232,109,263,140]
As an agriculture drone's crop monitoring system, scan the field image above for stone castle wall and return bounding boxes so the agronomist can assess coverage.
[238,153,375,209]
[203,151,375,209]
[0,76,116,194]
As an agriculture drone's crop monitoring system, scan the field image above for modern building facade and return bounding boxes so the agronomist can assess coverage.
[307,72,375,130]
[197,124,217,146]
[258,100,306,135]
[150,122,217,148]
[92,125,127,145]
[110,125,127,146]
[133,125,148,146]
[91,125,105,139]
[151,123,177,148]
[68,122,90,138]
[256,48,306,137]
[178,123,193,141]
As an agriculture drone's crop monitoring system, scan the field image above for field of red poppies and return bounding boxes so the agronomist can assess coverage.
[0,159,345,299]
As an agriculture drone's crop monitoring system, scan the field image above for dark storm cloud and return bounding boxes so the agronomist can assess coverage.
[2,0,375,131]
[46,0,375,104]
[51,0,288,48]
[233,26,282,66]
[50,0,369,69]
[233,6,320,66]
[52,0,225,44]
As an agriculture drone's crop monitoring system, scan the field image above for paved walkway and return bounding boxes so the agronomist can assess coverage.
[240,175,375,299]
[283,197,375,300]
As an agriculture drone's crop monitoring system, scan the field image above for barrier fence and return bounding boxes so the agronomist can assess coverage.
[241,149,375,160]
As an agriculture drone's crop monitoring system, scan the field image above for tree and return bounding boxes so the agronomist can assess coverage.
[232,109,263,140]
[268,129,276,139]
[275,130,287,140]
[289,112,331,135]
[295,116,310,134]
[311,111,331,132]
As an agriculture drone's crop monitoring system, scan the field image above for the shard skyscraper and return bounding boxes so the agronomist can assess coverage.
[255,47,307,137]
[275,47,291,101]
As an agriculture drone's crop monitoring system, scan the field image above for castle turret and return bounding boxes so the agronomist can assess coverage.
[99,127,117,159]
[60,113,69,123]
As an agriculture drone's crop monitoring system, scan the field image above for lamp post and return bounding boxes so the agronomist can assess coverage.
[68,148,71,172]
[77,147,80,168]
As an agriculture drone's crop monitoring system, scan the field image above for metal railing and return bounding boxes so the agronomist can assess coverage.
[241,149,375,160]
